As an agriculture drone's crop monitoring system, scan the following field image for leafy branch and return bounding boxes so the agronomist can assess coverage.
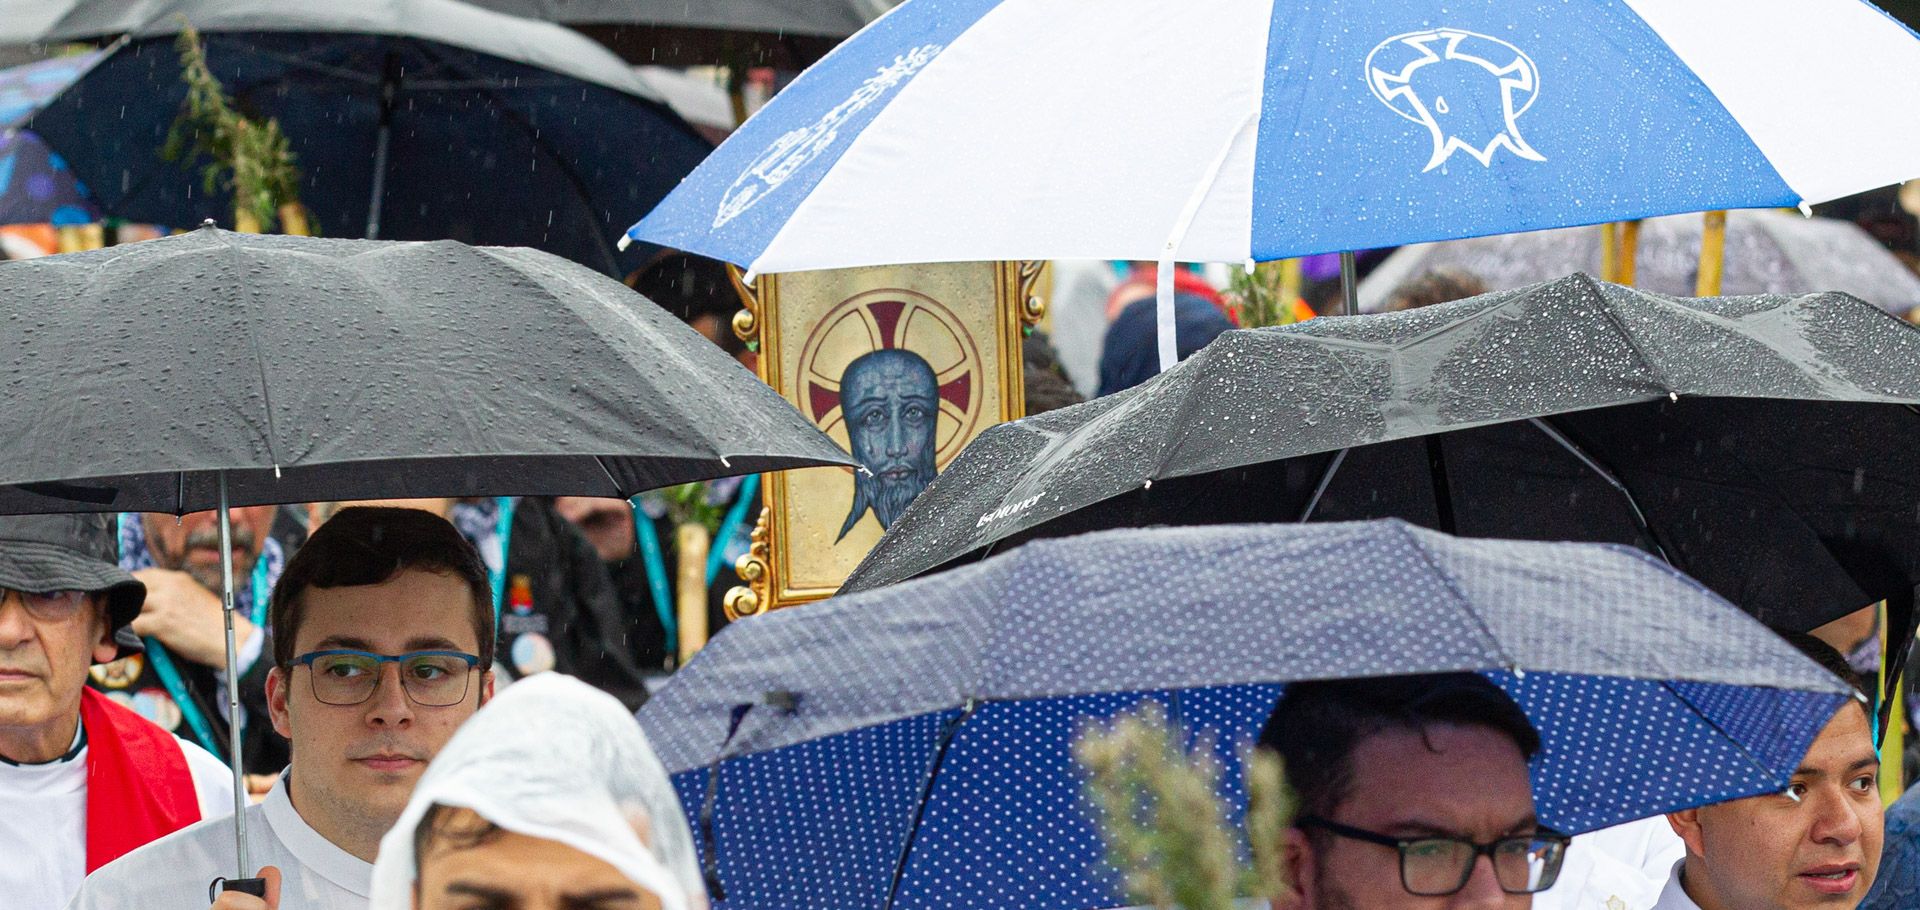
[162,22,303,232]
[1076,703,1293,910]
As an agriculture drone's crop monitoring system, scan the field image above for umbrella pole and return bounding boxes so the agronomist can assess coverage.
[1340,251,1358,316]
[365,56,399,240]
[217,472,251,877]
[1696,210,1728,296]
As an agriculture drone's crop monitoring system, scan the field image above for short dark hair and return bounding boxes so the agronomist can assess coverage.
[1774,629,1872,705]
[413,802,504,872]
[270,506,493,670]
[1257,673,1540,820]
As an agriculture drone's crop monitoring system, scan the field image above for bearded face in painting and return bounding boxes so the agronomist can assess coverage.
[838,349,939,541]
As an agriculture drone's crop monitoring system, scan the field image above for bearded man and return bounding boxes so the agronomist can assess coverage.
[836,349,940,541]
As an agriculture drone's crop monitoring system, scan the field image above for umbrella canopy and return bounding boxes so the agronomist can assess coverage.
[640,520,1852,910]
[0,51,99,226]
[465,0,891,38]
[843,275,1920,640]
[18,0,711,274]
[626,0,1920,276]
[0,225,854,513]
[1359,210,1920,315]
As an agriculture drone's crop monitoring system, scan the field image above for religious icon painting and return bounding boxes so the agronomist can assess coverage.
[727,262,1044,615]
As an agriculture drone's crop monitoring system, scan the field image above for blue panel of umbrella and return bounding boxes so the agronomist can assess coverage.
[639,520,1851,910]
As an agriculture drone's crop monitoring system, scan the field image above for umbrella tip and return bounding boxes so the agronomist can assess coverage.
[615,234,633,252]
[199,218,217,230]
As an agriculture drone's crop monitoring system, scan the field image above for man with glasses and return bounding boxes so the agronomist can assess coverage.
[1,513,233,910]
[71,507,495,909]
[1260,672,1565,909]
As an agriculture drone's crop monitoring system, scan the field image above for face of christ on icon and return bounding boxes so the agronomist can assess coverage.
[838,348,940,541]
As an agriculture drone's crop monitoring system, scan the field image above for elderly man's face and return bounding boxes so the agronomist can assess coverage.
[840,350,939,533]
[0,590,115,760]
[1667,705,1882,910]
[1279,723,1539,910]
[142,506,277,591]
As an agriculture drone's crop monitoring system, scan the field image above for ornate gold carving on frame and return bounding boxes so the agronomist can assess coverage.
[723,262,1046,618]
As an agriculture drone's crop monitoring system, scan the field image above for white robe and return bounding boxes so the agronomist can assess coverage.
[1535,817,1685,910]
[1,730,232,910]
[67,775,369,910]
[1649,861,1704,910]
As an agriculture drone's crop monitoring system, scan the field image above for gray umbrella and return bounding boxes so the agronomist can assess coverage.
[845,275,1920,643]
[1359,210,1920,315]
[463,0,892,38]
[0,225,853,889]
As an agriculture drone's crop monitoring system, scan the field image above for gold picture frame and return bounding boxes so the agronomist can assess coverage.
[726,261,1046,617]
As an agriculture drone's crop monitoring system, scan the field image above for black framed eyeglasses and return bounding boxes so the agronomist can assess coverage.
[290,649,481,707]
[1298,815,1569,896]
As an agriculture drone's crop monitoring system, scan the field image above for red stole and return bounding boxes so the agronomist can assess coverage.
[80,687,203,872]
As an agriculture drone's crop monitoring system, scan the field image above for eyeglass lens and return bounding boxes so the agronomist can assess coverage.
[3,588,88,622]
[1400,836,1565,896]
[307,652,473,706]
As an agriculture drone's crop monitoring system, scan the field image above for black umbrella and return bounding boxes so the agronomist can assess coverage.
[16,0,711,274]
[0,225,853,891]
[463,0,894,68]
[846,274,1920,643]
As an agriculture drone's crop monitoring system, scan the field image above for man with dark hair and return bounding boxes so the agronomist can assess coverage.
[1,513,233,910]
[1259,672,1565,910]
[1653,634,1882,910]
[73,507,496,909]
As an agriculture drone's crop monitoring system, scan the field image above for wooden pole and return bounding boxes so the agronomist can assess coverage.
[1696,210,1728,297]
[675,524,711,665]
[1600,222,1620,283]
[1618,220,1642,287]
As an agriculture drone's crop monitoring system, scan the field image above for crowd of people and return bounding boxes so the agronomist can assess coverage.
[7,235,1920,910]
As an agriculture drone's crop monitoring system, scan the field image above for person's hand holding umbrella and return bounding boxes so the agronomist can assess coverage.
[129,567,248,668]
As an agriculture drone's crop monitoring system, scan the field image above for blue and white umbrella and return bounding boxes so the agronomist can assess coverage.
[639,520,1852,910]
[626,0,1920,368]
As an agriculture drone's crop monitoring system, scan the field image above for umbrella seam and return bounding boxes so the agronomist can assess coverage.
[1578,274,1680,395]
[1394,522,1517,672]
[227,234,285,472]
[1654,678,1803,793]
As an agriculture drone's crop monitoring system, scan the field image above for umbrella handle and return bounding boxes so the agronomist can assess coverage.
[209,877,267,901]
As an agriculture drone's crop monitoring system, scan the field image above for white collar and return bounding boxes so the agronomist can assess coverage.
[262,772,375,897]
[1651,860,1705,910]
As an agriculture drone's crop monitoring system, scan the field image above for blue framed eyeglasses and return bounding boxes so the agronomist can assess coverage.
[290,649,481,707]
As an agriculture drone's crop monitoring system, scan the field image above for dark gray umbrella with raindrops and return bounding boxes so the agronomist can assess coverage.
[0,225,853,892]
[845,273,1920,648]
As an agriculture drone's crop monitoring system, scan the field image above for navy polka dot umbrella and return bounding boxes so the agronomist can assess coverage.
[638,519,1852,910]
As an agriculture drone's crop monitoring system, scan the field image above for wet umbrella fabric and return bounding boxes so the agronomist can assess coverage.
[0,225,852,890]
[0,226,853,512]
[639,520,1852,910]
[19,0,711,275]
[626,0,1920,274]
[844,274,1920,642]
[463,0,893,39]
[1358,210,1920,315]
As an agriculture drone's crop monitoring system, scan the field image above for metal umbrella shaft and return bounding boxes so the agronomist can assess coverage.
[216,472,251,878]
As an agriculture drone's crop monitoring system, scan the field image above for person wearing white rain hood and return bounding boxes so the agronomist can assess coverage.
[364,672,705,910]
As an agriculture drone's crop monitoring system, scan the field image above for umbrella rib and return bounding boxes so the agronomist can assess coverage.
[1394,523,1517,673]
[1296,448,1349,522]
[1580,276,1679,395]
[882,699,978,910]
[1654,678,1796,802]
[1525,418,1674,567]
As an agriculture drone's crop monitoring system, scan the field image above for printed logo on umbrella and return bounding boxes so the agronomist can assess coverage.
[1366,28,1547,172]
[713,44,945,230]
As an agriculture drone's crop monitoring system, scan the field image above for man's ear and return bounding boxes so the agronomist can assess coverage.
[1270,827,1314,910]
[1667,808,1706,858]
[266,665,293,739]
[90,598,119,665]
[480,670,496,705]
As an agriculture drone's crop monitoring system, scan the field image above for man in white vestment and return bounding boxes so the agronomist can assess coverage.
[71,508,495,909]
